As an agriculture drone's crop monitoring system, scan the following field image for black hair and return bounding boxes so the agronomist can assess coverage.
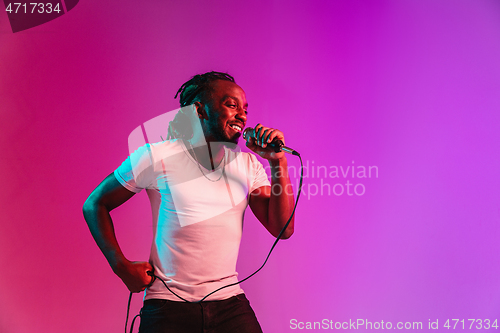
[167,71,235,140]
[174,71,235,107]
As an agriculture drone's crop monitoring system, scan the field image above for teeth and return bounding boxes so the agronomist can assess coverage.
[230,125,242,132]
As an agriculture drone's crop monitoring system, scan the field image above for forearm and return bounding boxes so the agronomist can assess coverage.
[268,157,295,238]
[82,200,128,272]
[83,198,154,292]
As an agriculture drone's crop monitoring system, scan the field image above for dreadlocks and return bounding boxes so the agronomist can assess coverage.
[175,71,235,107]
[167,72,236,140]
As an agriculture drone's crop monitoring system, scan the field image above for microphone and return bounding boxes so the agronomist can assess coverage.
[243,127,300,156]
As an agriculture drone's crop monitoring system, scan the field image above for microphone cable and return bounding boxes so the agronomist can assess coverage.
[125,153,303,333]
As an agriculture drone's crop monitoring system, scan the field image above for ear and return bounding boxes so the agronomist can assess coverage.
[194,101,209,120]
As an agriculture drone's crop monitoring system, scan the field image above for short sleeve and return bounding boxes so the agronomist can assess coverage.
[249,154,271,193]
[114,144,155,193]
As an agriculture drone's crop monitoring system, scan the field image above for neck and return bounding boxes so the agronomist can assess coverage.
[186,139,225,171]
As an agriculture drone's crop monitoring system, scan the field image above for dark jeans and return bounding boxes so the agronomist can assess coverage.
[138,294,263,333]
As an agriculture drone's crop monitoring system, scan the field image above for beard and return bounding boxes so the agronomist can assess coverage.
[205,119,240,145]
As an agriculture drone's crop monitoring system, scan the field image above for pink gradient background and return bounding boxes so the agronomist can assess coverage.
[1,0,500,332]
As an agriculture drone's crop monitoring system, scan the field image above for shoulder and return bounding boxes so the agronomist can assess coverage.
[226,148,257,163]
[242,151,263,165]
[149,139,183,151]
[146,139,185,159]
[125,139,184,167]
[230,150,267,173]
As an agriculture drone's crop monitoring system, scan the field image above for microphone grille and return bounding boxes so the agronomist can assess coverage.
[243,127,253,140]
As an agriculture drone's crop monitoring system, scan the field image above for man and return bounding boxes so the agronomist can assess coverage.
[82,71,295,332]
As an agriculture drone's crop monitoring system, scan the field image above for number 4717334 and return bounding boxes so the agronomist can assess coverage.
[5,3,61,14]
[443,319,498,330]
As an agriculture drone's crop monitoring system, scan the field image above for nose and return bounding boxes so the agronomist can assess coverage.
[236,107,247,124]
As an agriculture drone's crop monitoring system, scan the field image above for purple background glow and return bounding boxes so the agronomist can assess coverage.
[1,1,500,332]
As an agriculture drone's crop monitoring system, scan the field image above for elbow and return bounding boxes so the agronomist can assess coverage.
[82,197,95,218]
[278,226,294,239]
[82,194,102,218]
[271,216,295,239]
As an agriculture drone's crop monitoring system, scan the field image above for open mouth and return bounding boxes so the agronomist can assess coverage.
[229,124,242,132]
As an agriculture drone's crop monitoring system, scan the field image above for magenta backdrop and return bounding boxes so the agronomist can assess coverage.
[1,0,500,332]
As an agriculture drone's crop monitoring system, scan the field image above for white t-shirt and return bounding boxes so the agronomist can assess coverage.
[114,139,270,301]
